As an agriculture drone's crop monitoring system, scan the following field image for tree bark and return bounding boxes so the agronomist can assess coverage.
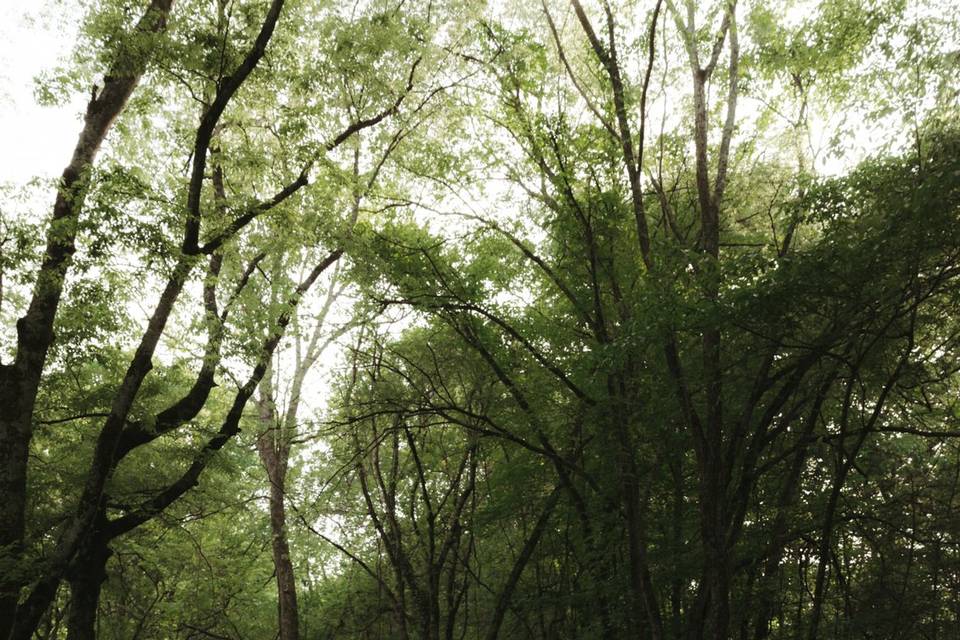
[270,474,300,640]
[257,384,300,640]
[253,257,343,640]
[64,529,111,640]
[485,487,561,640]
[0,4,173,634]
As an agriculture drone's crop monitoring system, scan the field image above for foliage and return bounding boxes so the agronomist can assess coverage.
[2,1,960,640]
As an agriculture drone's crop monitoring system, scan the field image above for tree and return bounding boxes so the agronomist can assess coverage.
[3,1,960,638]
[336,1,960,638]
[0,0,446,636]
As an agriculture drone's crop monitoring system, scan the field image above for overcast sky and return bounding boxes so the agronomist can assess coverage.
[0,0,896,197]
[0,0,83,185]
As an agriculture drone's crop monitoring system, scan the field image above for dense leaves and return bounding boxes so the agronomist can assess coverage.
[1,1,959,639]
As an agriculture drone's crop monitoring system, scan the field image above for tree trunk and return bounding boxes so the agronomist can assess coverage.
[753,394,827,640]
[254,259,346,640]
[616,423,663,640]
[65,526,112,640]
[269,474,300,640]
[485,488,561,640]
[0,4,173,633]
[0,402,30,631]
[257,387,300,640]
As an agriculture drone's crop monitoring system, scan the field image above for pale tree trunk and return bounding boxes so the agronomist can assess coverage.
[256,262,345,640]
[665,3,739,637]
[257,377,301,640]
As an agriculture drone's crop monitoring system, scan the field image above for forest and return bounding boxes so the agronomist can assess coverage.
[0,0,958,638]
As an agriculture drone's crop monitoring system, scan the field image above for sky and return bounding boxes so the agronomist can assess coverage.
[0,0,83,185]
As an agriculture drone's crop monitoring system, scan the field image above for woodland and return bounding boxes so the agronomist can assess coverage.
[0,0,959,639]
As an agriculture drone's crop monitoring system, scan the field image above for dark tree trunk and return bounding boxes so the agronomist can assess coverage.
[485,488,561,640]
[269,475,300,640]
[0,4,173,635]
[753,389,831,640]
[0,400,30,631]
[617,421,663,640]
[65,534,111,640]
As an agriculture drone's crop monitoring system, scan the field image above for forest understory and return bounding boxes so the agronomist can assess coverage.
[1,0,959,639]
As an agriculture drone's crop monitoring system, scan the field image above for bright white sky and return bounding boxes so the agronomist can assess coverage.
[0,0,83,185]
[0,0,917,199]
